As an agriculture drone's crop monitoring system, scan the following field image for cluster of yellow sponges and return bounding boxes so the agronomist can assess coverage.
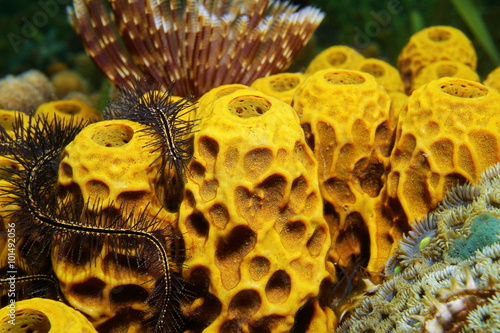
[247,26,500,282]
[1,25,500,333]
[178,25,500,333]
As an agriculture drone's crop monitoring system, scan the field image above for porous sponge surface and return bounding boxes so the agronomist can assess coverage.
[351,58,405,93]
[179,89,333,332]
[250,73,305,104]
[305,45,364,74]
[387,91,408,125]
[387,77,500,225]
[196,84,250,119]
[57,119,176,224]
[35,99,102,122]
[410,60,480,92]
[293,69,394,274]
[0,298,98,332]
[54,119,175,332]
[483,66,500,92]
[51,237,157,331]
[398,25,477,92]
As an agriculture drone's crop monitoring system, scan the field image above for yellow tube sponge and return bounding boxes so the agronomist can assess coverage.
[293,69,394,274]
[34,100,102,122]
[305,45,364,74]
[51,237,157,331]
[307,300,338,332]
[0,109,28,140]
[55,119,177,331]
[386,78,500,226]
[179,89,334,332]
[351,58,405,93]
[0,157,28,275]
[51,69,88,98]
[388,91,408,125]
[57,119,177,223]
[410,60,480,92]
[483,66,500,92]
[250,73,306,104]
[0,156,51,277]
[398,26,477,92]
[0,298,98,332]
[196,84,250,119]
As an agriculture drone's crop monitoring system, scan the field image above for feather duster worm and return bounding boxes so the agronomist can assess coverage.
[68,0,324,97]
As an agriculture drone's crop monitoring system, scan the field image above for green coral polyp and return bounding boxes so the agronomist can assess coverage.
[449,213,500,259]
[419,236,432,250]
[337,164,500,332]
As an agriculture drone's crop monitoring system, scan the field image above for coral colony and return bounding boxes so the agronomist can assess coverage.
[1,1,500,332]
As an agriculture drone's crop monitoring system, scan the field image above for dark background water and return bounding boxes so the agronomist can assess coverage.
[0,0,499,81]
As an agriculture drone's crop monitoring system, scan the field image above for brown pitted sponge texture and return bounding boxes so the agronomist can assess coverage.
[305,45,364,74]
[0,298,98,333]
[250,73,306,105]
[57,119,176,223]
[410,60,480,92]
[351,58,405,93]
[55,120,174,332]
[386,77,500,228]
[51,237,157,332]
[293,69,395,274]
[179,89,334,332]
[483,66,500,92]
[35,100,102,122]
[397,26,477,93]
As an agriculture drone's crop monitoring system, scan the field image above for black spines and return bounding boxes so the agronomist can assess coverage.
[0,115,88,266]
[0,274,62,305]
[0,115,189,332]
[105,79,198,185]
